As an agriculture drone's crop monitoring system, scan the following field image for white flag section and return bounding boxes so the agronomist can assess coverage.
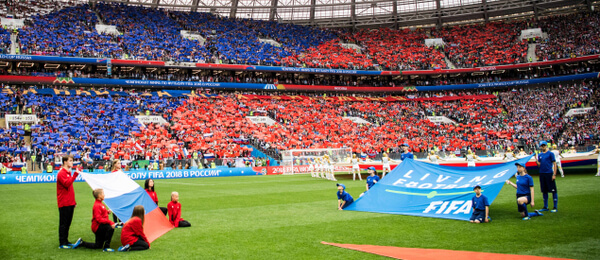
[80,170,174,242]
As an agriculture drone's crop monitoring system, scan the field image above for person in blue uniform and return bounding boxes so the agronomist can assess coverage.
[470,185,490,223]
[365,166,380,191]
[336,183,354,210]
[400,143,414,161]
[536,141,558,212]
[506,162,543,220]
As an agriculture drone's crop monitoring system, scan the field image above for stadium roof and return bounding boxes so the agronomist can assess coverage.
[62,0,590,28]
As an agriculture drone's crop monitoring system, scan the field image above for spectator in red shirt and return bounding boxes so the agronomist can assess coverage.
[144,178,168,215]
[79,188,117,252]
[56,155,83,249]
[167,191,191,228]
[119,205,150,252]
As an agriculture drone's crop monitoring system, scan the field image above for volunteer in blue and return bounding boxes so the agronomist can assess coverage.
[506,162,543,220]
[365,166,380,191]
[470,185,490,223]
[400,143,414,161]
[536,141,558,212]
[336,183,354,210]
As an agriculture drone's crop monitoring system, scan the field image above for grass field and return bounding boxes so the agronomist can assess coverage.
[1,169,599,260]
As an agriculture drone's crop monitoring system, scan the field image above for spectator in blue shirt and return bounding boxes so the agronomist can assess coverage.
[535,141,558,212]
[470,185,490,223]
[336,183,354,210]
[506,162,543,220]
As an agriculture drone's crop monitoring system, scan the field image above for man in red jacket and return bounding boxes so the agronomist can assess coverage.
[167,191,191,227]
[79,189,117,252]
[56,155,82,249]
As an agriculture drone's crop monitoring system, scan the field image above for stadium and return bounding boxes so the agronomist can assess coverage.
[0,0,599,259]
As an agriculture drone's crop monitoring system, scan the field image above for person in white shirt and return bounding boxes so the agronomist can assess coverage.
[381,153,393,178]
[503,148,516,161]
[551,144,565,177]
[465,150,480,167]
[428,151,443,165]
[592,144,600,177]
[350,154,362,181]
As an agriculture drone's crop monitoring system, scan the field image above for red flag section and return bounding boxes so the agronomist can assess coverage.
[321,242,575,260]
[144,207,174,243]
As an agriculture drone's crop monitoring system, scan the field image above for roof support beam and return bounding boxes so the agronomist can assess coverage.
[191,0,200,12]
[435,0,442,28]
[392,0,398,29]
[269,0,279,21]
[351,0,356,28]
[482,0,489,23]
[230,0,239,18]
[310,0,316,25]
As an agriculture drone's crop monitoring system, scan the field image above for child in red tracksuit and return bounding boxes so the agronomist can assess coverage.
[119,205,150,251]
[167,192,191,228]
[80,189,116,251]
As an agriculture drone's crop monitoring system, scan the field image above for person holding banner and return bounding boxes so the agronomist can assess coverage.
[465,150,480,167]
[506,162,543,220]
[79,189,116,252]
[470,185,489,223]
[381,153,393,178]
[111,159,124,223]
[365,166,379,191]
[536,141,558,213]
[427,151,443,165]
[56,155,83,249]
[167,191,191,228]
[119,205,150,252]
[144,178,168,215]
[400,144,414,161]
[551,144,565,178]
[503,148,516,161]
[594,144,600,177]
[336,183,354,210]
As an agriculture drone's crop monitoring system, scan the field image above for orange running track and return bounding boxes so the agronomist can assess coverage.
[321,242,574,260]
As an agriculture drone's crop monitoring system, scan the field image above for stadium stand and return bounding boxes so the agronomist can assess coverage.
[9,3,600,70]
[431,21,528,68]
[19,4,122,57]
[2,3,600,171]
[535,12,600,61]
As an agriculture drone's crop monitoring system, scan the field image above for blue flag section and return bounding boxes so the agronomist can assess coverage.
[345,156,533,221]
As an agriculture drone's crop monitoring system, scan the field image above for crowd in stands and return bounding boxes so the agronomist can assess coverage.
[0,80,599,168]
[535,12,600,61]
[432,21,528,68]
[557,84,600,147]
[0,27,10,54]
[499,83,594,148]
[0,0,65,19]
[8,2,600,71]
[19,4,122,57]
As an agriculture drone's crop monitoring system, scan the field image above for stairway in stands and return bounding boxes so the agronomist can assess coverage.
[527,43,537,62]
[444,57,456,69]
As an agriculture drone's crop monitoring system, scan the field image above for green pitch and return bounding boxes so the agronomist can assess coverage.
[1,170,599,259]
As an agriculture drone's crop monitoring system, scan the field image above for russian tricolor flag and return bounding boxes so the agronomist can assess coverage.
[80,171,173,242]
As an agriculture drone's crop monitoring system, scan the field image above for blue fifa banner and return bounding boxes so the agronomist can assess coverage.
[345,156,533,221]
[0,167,264,185]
